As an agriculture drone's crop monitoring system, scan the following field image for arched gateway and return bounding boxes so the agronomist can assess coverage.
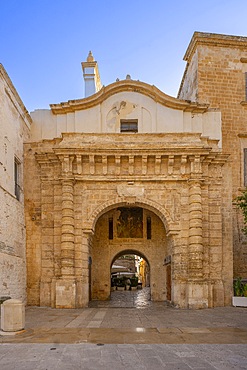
[90,202,170,303]
[25,69,231,310]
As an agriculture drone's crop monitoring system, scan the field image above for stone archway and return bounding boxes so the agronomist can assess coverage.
[89,204,169,302]
[87,196,177,235]
[110,249,150,295]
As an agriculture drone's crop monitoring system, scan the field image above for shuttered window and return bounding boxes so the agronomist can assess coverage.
[120,119,138,132]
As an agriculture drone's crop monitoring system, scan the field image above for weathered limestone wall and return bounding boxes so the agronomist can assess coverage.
[0,65,31,302]
[179,51,198,102]
[178,33,247,279]
[24,142,43,305]
[0,191,26,301]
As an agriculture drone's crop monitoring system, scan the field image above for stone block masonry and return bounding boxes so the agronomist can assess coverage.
[24,131,229,309]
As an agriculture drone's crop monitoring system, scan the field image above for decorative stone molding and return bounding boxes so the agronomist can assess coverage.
[184,32,247,63]
[50,79,209,114]
[88,195,177,235]
[0,64,32,128]
[117,184,145,198]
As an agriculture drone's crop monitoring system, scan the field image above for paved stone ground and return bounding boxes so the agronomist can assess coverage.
[0,289,247,369]
[0,343,247,370]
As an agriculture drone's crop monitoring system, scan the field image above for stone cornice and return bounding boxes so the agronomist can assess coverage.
[184,32,247,62]
[0,64,32,128]
[33,133,223,159]
[50,80,209,114]
[81,60,97,69]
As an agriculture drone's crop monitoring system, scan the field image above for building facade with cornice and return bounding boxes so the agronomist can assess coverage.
[178,32,247,281]
[1,32,247,309]
[0,64,31,303]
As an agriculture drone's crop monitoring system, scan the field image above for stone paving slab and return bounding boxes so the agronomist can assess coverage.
[21,305,247,330]
[1,326,247,345]
[1,300,247,345]
[1,290,247,368]
[0,343,247,370]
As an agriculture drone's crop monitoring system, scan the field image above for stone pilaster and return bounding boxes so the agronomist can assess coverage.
[188,179,203,277]
[61,179,75,276]
[170,233,187,309]
[187,178,209,308]
[78,230,92,307]
[39,167,55,307]
[53,178,76,308]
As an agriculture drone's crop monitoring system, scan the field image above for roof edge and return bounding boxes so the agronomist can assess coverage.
[0,64,32,127]
[50,79,209,114]
[184,31,247,62]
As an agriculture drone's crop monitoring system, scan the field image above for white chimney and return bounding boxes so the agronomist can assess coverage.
[81,51,102,98]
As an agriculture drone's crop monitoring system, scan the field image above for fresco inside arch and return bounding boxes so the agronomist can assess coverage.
[116,207,143,238]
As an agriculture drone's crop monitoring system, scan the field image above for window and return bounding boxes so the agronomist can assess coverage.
[109,217,113,239]
[120,119,138,133]
[14,157,21,201]
[147,217,151,239]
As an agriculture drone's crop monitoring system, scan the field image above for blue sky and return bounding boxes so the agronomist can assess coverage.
[1,0,247,112]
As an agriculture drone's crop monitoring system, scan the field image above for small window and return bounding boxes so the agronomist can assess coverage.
[120,119,138,133]
[14,157,21,201]
[109,217,113,239]
[147,217,151,239]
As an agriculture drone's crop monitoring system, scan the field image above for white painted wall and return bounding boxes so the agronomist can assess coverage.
[31,92,221,143]
[30,90,222,147]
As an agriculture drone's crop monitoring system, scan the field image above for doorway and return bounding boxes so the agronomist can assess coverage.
[110,251,151,307]
[90,205,168,302]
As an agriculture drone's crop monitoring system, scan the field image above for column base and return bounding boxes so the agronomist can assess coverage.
[186,279,209,309]
[173,279,227,309]
[51,277,88,308]
[212,279,225,307]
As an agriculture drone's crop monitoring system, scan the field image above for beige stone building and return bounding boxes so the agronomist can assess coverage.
[178,32,247,280]
[0,64,31,303]
[1,31,247,309]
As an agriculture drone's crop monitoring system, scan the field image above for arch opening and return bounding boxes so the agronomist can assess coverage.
[111,250,150,290]
[89,197,173,235]
[89,204,170,304]
[109,250,151,306]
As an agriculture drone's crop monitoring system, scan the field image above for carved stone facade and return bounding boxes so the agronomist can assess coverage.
[23,43,238,309]
[24,124,229,309]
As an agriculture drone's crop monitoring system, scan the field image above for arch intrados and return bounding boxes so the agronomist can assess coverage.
[111,249,150,268]
[90,198,171,233]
